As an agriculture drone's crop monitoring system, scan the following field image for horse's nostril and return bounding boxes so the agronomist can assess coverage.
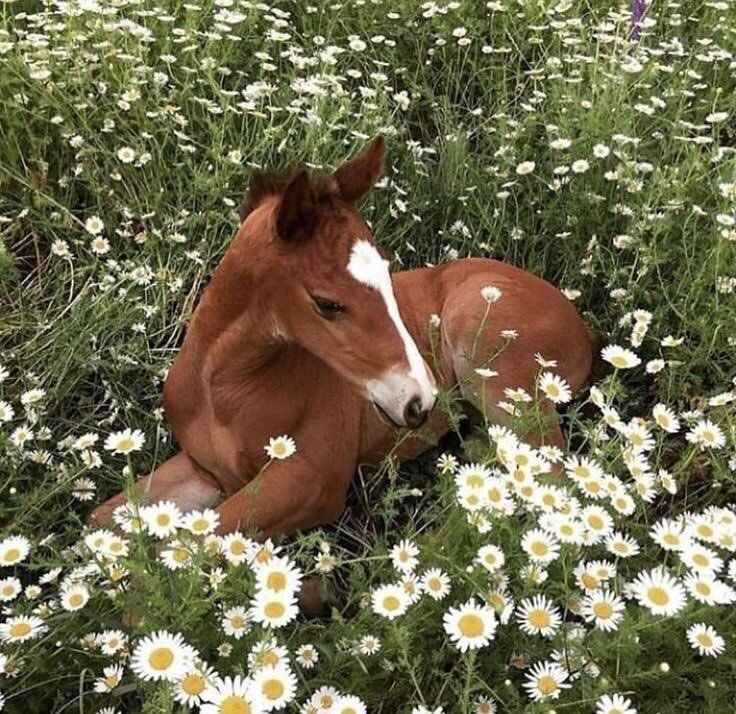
[404,396,428,429]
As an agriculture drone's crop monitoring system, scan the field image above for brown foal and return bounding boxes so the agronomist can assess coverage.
[89,137,594,538]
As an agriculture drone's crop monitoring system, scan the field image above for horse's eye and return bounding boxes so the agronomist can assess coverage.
[312,296,345,319]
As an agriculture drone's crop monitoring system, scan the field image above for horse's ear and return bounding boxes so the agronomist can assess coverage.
[276,170,316,241]
[333,135,385,204]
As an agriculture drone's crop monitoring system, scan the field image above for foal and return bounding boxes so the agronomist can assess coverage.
[90,137,594,537]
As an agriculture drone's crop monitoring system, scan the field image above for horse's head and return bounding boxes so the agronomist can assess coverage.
[238,137,436,429]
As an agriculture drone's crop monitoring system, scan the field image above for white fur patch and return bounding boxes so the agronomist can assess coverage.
[347,240,435,412]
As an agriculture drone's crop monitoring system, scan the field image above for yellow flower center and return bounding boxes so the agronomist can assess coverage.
[117,437,134,451]
[230,616,245,629]
[537,675,558,695]
[528,610,551,629]
[192,518,209,532]
[611,356,628,368]
[220,695,251,714]
[230,541,245,555]
[428,578,441,591]
[382,596,400,612]
[457,613,484,638]
[2,585,15,596]
[587,515,604,530]
[181,673,205,695]
[104,675,119,688]
[262,678,284,701]
[320,695,335,708]
[68,593,85,608]
[262,650,279,666]
[467,474,484,488]
[3,548,20,563]
[156,514,170,526]
[695,582,711,596]
[663,534,679,546]
[543,494,555,506]
[647,587,669,606]
[692,554,709,567]
[531,541,548,556]
[174,548,190,563]
[697,633,713,648]
[264,601,285,619]
[488,488,501,502]
[9,622,31,638]
[581,573,599,589]
[593,602,613,619]
[149,647,174,670]
[560,525,573,536]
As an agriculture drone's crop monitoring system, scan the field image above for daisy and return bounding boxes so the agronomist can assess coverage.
[521,529,560,564]
[93,664,124,693]
[596,693,637,714]
[454,463,491,490]
[221,532,252,565]
[686,420,726,449]
[0,615,47,643]
[601,345,641,369]
[420,568,451,600]
[60,582,90,611]
[390,539,420,573]
[400,574,422,603]
[680,543,723,574]
[160,542,194,570]
[308,686,341,711]
[103,428,145,454]
[517,595,562,637]
[255,556,303,596]
[486,589,515,624]
[84,215,104,234]
[250,591,299,628]
[652,404,680,433]
[200,675,264,714]
[336,695,367,714]
[683,572,734,606]
[457,487,487,513]
[605,532,641,558]
[474,696,497,714]
[264,435,296,460]
[248,638,289,670]
[442,599,498,652]
[0,536,31,566]
[98,629,127,656]
[250,664,297,711]
[0,401,14,423]
[142,501,182,539]
[221,606,251,639]
[523,660,570,702]
[357,635,381,655]
[174,664,220,707]
[436,453,458,474]
[629,568,687,616]
[295,644,319,669]
[130,630,195,682]
[538,372,572,404]
[0,577,21,602]
[184,509,220,535]
[651,519,690,552]
[516,160,535,175]
[476,545,505,573]
[581,505,614,540]
[371,583,410,620]
[581,589,625,632]
[686,623,726,657]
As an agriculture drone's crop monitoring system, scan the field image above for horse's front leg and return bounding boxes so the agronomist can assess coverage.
[215,456,349,538]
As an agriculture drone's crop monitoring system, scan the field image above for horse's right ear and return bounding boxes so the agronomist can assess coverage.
[275,170,316,242]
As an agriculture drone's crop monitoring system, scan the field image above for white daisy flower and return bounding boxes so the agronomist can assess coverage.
[686,623,726,657]
[420,568,451,600]
[103,428,145,454]
[221,606,251,640]
[601,345,641,369]
[60,582,90,611]
[516,595,562,637]
[173,664,220,707]
[686,420,726,449]
[538,372,572,403]
[0,536,31,566]
[184,509,220,535]
[652,404,680,433]
[476,544,505,573]
[442,599,498,652]
[200,675,263,714]
[130,630,195,682]
[249,590,299,628]
[84,215,105,235]
[264,435,296,460]
[605,532,641,558]
[390,539,420,573]
[93,664,124,693]
[596,693,637,714]
[250,664,297,710]
[523,660,570,702]
[521,529,561,564]
[221,532,252,566]
[371,583,411,620]
[357,635,381,655]
[0,615,47,643]
[142,501,182,539]
[628,568,687,616]
[336,694,367,714]
[680,543,723,574]
[254,556,303,596]
[0,577,21,602]
[581,589,625,632]
[295,644,319,669]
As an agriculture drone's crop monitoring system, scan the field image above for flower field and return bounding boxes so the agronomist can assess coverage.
[1,0,736,712]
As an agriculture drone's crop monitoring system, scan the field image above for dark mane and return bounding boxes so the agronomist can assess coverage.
[239,167,337,222]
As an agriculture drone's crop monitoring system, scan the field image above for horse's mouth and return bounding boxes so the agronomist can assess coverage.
[371,400,404,429]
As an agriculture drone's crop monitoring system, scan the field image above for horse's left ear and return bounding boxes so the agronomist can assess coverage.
[332,135,386,204]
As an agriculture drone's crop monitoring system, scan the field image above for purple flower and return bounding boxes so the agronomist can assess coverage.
[630,0,647,40]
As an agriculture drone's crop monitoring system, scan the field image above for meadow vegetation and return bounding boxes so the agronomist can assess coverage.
[1,0,736,712]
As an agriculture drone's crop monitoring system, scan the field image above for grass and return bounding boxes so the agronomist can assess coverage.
[1,0,736,712]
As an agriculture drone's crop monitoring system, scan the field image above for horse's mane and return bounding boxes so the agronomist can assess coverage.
[239,167,337,222]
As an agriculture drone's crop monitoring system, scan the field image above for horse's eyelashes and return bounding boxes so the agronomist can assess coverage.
[312,296,346,319]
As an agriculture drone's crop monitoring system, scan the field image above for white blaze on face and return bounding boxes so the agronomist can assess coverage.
[346,239,436,422]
